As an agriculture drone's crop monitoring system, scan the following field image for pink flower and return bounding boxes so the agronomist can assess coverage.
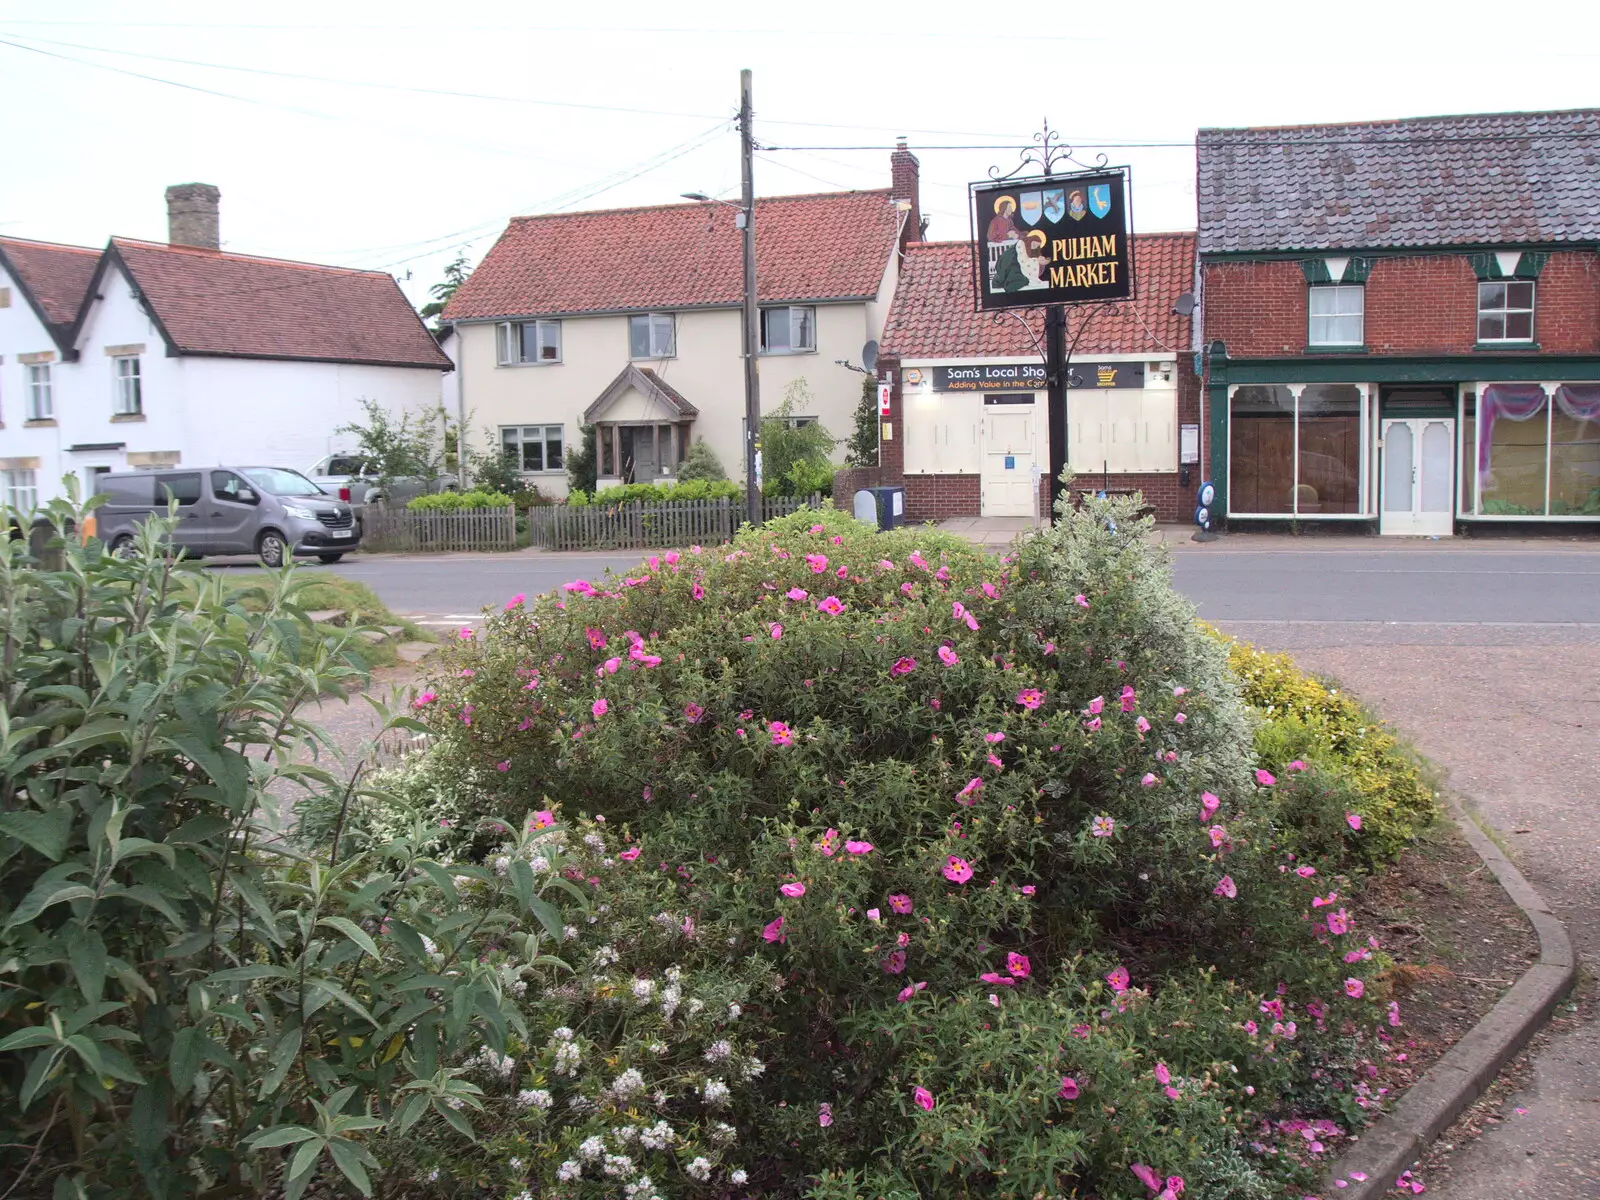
[1260,997,1283,1019]
[817,596,845,615]
[1016,688,1045,710]
[691,582,706,600]
[602,656,621,675]
[412,691,436,708]
[1243,1019,1258,1035]
[1166,1176,1186,1196]
[983,731,1006,745]
[1058,1076,1080,1100]
[818,828,838,856]
[1344,977,1365,999]
[458,626,474,640]
[1131,1163,1161,1192]
[889,894,913,914]
[1175,712,1187,724]
[1213,875,1238,898]
[504,593,525,609]
[1106,965,1130,993]
[897,981,927,1002]
[1346,811,1363,831]
[1154,1062,1171,1085]
[1006,951,1031,978]
[1255,768,1276,786]
[1141,773,1159,788]
[530,810,555,829]
[1087,695,1105,715]
[878,559,894,570]
[943,855,974,883]
[817,1102,832,1127]
[1075,593,1090,609]
[780,882,806,898]
[496,760,510,772]
[1208,824,1227,848]
[1327,908,1351,935]
[620,847,641,861]
[912,1086,935,1112]
[1200,791,1221,817]
[684,702,704,723]
[864,908,881,922]
[845,840,874,855]
[584,627,606,649]
[900,582,915,595]
[890,656,918,676]
[1288,759,1308,771]
[785,586,809,601]
[805,553,828,574]
[1092,815,1115,838]
[956,777,984,805]
[1296,864,1317,878]
[1120,685,1137,713]
[938,645,959,666]
[987,753,1004,769]
[762,917,786,943]
[1388,1000,1402,1026]
[592,698,608,719]
[1085,716,1102,732]
[1135,716,1151,733]
[770,623,784,640]
[981,971,1016,986]
[882,950,906,974]
[769,720,794,748]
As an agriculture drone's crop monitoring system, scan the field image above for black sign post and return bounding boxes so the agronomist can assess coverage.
[970,130,1135,519]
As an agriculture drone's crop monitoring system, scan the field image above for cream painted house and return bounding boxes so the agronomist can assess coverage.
[444,147,921,496]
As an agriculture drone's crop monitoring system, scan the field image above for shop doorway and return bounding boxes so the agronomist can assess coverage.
[1380,418,1454,535]
[980,403,1037,516]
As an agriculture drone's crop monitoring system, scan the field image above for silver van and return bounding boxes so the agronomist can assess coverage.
[95,466,360,566]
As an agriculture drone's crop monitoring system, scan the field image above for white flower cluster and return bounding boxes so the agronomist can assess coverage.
[593,944,620,968]
[731,1168,748,1184]
[556,1160,582,1182]
[638,1120,674,1151]
[578,1135,606,1161]
[710,1122,737,1144]
[703,1039,733,1063]
[727,1003,742,1020]
[467,1045,516,1079]
[624,1178,662,1200]
[742,1057,765,1081]
[659,983,682,1019]
[549,1027,582,1077]
[602,1153,635,1177]
[516,1088,552,1110]
[701,1078,730,1106]
[609,1067,646,1100]
[686,1156,713,1182]
[493,854,511,876]
[631,977,656,1004]
[583,832,607,852]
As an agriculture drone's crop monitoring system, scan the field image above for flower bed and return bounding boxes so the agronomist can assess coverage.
[347,496,1432,1198]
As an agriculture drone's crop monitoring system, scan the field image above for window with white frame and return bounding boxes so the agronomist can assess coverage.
[500,424,564,473]
[628,312,676,359]
[113,355,143,415]
[4,469,38,512]
[760,305,817,354]
[26,363,53,420]
[1478,281,1535,343]
[495,320,562,365]
[1308,285,1364,346]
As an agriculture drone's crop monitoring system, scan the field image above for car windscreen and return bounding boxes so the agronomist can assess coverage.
[241,467,328,497]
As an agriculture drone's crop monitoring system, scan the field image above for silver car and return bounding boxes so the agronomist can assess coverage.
[95,466,360,567]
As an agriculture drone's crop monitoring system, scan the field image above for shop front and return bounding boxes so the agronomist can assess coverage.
[1210,356,1600,532]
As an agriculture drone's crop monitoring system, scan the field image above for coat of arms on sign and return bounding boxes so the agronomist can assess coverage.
[1088,183,1111,219]
[1043,189,1065,222]
[1019,191,1042,226]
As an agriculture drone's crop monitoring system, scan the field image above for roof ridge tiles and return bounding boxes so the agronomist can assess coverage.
[110,237,391,277]
[1201,106,1600,137]
[509,187,893,223]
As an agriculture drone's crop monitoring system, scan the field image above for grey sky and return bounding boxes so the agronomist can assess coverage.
[2,0,1596,310]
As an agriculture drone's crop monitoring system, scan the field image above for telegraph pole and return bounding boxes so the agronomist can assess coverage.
[739,68,762,526]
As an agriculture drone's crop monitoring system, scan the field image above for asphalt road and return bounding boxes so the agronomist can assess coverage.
[309,545,1600,631]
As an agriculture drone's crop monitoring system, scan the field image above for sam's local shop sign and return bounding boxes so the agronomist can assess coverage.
[930,363,1144,391]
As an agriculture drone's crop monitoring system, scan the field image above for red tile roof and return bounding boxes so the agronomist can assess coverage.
[0,236,101,332]
[881,232,1197,360]
[109,239,451,369]
[444,190,903,321]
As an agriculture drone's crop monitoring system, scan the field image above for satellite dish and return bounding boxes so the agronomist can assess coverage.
[861,340,879,373]
[1172,293,1197,317]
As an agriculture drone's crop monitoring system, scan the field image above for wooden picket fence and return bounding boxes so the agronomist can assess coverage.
[358,504,518,553]
[526,495,822,551]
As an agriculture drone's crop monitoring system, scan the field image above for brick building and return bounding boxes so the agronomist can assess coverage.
[841,232,1200,523]
[1198,109,1600,532]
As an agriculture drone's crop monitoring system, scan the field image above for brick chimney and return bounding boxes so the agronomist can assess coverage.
[165,183,221,250]
[889,138,922,247]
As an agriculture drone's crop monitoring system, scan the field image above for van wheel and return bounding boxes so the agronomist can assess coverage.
[110,533,137,560]
[317,552,344,564]
[258,530,288,568]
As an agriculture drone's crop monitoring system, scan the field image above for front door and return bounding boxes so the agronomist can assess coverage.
[1380,418,1454,536]
[980,407,1037,516]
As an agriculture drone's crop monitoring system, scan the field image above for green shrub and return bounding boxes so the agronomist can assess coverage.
[675,437,728,482]
[0,495,578,1199]
[591,479,744,506]
[760,380,837,496]
[407,488,514,511]
[395,491,1393,1197]
[1223,638,1438,860]
[566,422,599,495]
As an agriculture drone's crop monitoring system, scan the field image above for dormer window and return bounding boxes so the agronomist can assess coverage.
[1477,281,1534,343]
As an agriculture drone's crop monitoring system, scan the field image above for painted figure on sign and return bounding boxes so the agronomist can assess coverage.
[1067,189,1087,221]
[1016,230,1050,289]
[986,195,1021,246]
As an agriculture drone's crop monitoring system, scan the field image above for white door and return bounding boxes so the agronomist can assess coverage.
[981,409,1036,516]
[1380,418,1454,536]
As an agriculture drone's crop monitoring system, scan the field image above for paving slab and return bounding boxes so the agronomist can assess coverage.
[396,641,438,664]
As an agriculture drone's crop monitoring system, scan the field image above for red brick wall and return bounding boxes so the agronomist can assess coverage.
[1202,251,1600,358]
[903,474,980,521]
